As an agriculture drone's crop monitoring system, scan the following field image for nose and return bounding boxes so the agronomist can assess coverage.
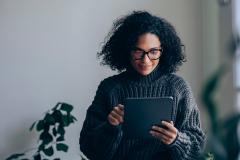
[142,54,151,63]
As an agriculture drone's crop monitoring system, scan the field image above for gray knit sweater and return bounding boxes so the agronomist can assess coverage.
[80,66,205,160]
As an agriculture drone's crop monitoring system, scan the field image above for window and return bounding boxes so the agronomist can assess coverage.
[233,0,240,109]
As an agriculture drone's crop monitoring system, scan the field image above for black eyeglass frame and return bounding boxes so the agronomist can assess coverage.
[130,47,163,60]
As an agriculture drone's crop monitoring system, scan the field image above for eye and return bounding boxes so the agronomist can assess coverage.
[149,49,160,55]
[132,49,144,55]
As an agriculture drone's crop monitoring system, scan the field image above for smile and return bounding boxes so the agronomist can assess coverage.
[139,65,151,68]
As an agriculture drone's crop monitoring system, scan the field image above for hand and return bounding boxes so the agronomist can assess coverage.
[150,121,178,145]
[107,104,124,126]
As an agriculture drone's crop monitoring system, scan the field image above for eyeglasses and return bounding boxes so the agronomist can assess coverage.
[130,47,163,60]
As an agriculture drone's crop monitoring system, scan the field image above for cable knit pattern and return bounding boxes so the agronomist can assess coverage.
[80,66,205,160]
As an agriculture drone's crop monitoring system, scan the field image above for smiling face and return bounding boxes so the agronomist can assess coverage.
[130,33,161,76]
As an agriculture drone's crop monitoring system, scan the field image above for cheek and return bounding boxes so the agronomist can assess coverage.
[153,60,159,67]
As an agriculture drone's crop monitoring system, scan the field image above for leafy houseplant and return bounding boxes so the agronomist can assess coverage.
[6,102,77,160]
[201,36,240,160]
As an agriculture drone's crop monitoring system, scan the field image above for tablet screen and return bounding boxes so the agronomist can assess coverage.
[122,97,173,139]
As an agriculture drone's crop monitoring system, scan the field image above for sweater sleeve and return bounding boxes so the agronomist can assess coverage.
[168,81,206,160]
[79,80,122,160]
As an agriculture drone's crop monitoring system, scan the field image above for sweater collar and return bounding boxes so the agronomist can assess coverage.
[125,65,164,85]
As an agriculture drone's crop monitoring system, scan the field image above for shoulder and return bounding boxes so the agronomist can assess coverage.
[165,73,193,97]
[97,72,125,93]
[166,73,189,88]
[166,74,199,116]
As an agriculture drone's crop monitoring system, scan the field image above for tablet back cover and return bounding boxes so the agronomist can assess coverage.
[123,97,173,139]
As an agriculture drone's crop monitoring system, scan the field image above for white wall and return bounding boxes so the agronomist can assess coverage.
[0,0,205,159]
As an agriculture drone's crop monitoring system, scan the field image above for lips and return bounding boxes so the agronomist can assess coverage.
[139,65,151,69]
[139,64,151,67]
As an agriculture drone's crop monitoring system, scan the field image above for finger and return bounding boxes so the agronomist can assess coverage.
[150,130,171,144]
[108,114,119,125]
[160,137,171,145]
[118,104,124,108]
[152,126,173,138]
[151,128,175,141]
[117,104,124,111]
[150,130,161,139]
[150,130,169,141]
[161,121,173,128]
[158,133,170,142]
[114,107,124,116]
[161,121,176,133]
[111,111,123,122]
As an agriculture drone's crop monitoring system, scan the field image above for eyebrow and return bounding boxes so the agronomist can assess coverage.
[133,47,161,51]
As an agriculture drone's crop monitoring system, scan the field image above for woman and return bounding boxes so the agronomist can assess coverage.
[80,11,205,160]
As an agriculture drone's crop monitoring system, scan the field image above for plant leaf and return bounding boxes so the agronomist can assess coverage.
[33,153,41,160]
[30,121,37,131]
[6,153,25,160]
[221,114,240,159]
[52,127,57,136]
[43,146,54,156]
[60,103,73,113]
[56,143,68,152]
[62,114,77,127]
[56,135,64,142]
[44,113,55,125]
[52,102,61,111]
[36,120,45,131]
[57,125,65,136]
[52,110,63,123]
[39,132,53,145]
[201,65,226,133]
[69,115,77,123]
[71,115,77,121]
[38,143,45,151]
[43,124,50,133]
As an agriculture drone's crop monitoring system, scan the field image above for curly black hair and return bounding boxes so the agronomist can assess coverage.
[98,10,186,74]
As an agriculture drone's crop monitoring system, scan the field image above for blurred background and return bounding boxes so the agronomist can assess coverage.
[0,0,239,159]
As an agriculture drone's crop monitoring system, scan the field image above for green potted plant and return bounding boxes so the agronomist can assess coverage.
[201,36,240,160]
[5,102,78,160]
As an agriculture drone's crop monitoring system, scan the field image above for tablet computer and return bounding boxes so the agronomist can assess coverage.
[122,97,174,139]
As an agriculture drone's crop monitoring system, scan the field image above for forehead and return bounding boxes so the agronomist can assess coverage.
[135,33,161,49]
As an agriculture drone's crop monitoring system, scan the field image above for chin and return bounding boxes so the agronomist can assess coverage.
[138,70,152,76]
